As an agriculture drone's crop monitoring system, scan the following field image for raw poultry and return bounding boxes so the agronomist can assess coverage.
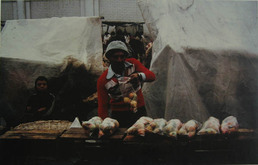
[163,119,182,138]
[145,118,167,135]
[127,116,153,136]
[99,117,119,138]
[221,116,239,134]
[178,119,201,137]
[197,116,220,135]
[82,116,103,131]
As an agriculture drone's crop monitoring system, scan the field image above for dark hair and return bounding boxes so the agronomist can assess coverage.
[135,31,142,38]
[35,76,48,88]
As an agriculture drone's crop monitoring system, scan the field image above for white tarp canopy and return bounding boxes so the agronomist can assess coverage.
[0,16,103,75]
[0,17,103,124]
[138,0,258,55]
[139,0,258,128]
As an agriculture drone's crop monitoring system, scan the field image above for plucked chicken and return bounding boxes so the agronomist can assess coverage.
[98,117,119,138]
[221,116,239,134]
[127,116,153,136]
[178,119,201,137]
[197,116,220,135]
[163,119,182,138]
[82,116,103,131]
[145,118,167,135]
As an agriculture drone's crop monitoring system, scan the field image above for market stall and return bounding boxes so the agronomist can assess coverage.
[0,118,257,165]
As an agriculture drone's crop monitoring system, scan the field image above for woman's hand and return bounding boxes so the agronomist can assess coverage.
[130,73,139,80]
[129,73,141,87]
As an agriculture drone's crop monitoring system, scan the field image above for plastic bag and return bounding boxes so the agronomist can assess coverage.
[118,76,140,113]
[126,116,153,136]
[197,116,220,135]
[221,116,239,134]
[118,76,141,96]
[98,117,119,138]
[178,119,201,137]
[82,116,103,131]
[163,119,182,138]
[145,118,167,135]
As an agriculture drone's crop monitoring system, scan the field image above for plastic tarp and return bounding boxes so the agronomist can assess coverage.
[138,0,258,54]
[1,16,103,75]
[138,0,258,128]
[0,17,103,125]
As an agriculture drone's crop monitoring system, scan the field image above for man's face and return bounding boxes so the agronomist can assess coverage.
[36,80,48,92]
[109,51,126,73]
[109,51,126,63]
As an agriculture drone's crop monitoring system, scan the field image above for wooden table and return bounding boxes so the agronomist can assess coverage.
[0,128,257,165]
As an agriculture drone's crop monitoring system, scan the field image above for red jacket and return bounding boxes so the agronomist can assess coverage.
[97,58,155,119]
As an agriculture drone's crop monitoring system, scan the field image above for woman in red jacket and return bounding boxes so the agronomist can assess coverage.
[97,40,156,127]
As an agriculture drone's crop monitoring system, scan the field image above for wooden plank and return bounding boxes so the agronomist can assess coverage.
[60,128,90,139]
[3,130,63,134]
[123,135,145,142]
[0,129,63,140]
[123,129,257,142]
[63,128,90,134]
[108,128,127,140]
[238,128,255,134]
[60,128,127,140]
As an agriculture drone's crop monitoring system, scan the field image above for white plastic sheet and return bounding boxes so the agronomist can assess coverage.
[0,16,103,75]
[0,17,103,124]
[139,0,258,128]
[138,0,258,54]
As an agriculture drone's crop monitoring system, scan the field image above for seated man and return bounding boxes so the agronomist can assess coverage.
[97,41,156,127]
[26,76,55,121]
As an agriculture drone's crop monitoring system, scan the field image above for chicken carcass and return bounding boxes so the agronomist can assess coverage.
[126,116,153,136]
[99,117,119,138]
[221,116,239,134]
[145,118,167,135]
[178,120,200,137]
[163,119,182,138]
[82,116,103,131]
[197,116,220,135]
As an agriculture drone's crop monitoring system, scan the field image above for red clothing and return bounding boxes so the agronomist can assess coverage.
[97,58,155,119]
